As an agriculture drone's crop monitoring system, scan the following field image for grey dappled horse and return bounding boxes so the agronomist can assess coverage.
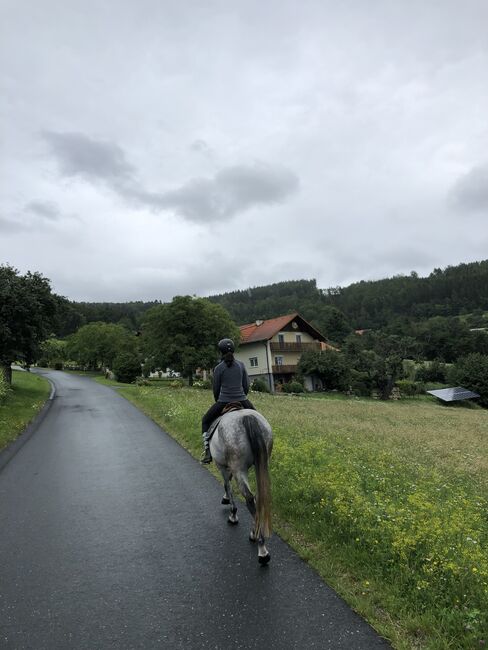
[209,409,273,565]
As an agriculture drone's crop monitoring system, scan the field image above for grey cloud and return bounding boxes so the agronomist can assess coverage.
[127,164,300,222]
[450,163,488,212]
[42,131,135,184]
[43,132,299,222]
[0,216,25,233]
[26,200,60,220]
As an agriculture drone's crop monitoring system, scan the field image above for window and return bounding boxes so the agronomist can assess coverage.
[274,356,284,366]
[296,334,302,343]
[249,357,258,367]
[278,334,284,344]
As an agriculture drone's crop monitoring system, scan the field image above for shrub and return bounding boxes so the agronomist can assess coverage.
[135,377,151,386]
[169,379,185,388]
[283,380,305,393]
[395,380,424,397]
[0,372,11,403]
[415,360,447,383]
[449,353,488,407]
[112,352,141,384]
[53,361,63,370]
[193,379,212,389]
[251,378,270,393]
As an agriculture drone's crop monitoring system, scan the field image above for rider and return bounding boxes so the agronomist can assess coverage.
[200,338,255,464]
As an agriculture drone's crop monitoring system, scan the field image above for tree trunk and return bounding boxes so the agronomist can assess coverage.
[1,364,12,385]
[187,370,193,387]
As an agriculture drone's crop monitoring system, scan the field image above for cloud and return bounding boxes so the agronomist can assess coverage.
[26,200,60,221]
[450,163,488,212]
[125,163,300,222]
[42,131,135,185]
[42,132,299,223]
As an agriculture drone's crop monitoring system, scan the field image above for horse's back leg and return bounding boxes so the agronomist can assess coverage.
[218,465,238,524]
[234,470,259,541]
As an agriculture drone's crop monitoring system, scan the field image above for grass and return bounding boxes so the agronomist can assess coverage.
[0,370,51,451]
[110,384,488,650]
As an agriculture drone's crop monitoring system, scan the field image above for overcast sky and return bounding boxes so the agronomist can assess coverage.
[1,1,487,302]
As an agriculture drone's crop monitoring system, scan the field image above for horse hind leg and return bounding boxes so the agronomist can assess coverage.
[220,468,238,525]
[234,472,258,542]
[221,472,233,505]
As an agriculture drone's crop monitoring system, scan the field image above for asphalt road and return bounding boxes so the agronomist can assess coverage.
[0,370,390,649]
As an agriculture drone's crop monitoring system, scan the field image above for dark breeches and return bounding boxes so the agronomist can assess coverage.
[202,399,255,433]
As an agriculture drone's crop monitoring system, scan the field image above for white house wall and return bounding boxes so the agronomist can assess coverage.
[235,342,270,377]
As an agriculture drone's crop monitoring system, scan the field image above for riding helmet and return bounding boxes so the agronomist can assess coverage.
[218,338,235,354]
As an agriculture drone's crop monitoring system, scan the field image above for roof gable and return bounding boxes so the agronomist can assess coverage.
[239,312,327,344]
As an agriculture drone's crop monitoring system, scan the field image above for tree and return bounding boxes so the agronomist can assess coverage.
[298,349,350,390]
[112,352,142,383]
[0,265,58,383]
[449,354,488,407]
[142,296,239,385]
[38,337,68,368]
[66,322,138,370]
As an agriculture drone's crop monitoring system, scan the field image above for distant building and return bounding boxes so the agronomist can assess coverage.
[234,312,334,392]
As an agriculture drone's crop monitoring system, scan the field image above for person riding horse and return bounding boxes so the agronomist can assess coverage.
[201,338,255,463]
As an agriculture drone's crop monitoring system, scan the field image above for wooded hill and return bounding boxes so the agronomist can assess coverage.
[59,259,488,337]
[208,260,488,329]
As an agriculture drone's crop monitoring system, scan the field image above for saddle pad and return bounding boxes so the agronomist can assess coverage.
[206,403,244,441]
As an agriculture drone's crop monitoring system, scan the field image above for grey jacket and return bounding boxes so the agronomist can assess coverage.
[213,359,249,402]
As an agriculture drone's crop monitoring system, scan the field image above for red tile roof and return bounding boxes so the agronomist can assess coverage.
[240,313,298,344]
[239,312,329,345]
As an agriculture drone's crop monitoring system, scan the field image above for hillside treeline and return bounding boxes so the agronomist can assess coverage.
[207,260,488,329]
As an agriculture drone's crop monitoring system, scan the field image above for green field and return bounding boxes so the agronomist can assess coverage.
[114,384,488,649]
[0,370,51,451]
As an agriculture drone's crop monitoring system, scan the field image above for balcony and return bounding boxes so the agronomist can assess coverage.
[272,364,297,374]
[269,341,321,353]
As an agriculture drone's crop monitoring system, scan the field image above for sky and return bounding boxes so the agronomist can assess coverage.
[1,0,488,302]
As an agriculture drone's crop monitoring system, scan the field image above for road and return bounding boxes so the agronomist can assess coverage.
[0,370,390,649]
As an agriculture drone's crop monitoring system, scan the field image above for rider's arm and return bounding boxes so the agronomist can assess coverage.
[241,363,250,395]
[213,365,222,401]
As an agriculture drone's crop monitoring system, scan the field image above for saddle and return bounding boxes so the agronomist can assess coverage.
[206,402,244,442]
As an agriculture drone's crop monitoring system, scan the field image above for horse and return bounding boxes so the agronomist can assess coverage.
[209,409,273,565]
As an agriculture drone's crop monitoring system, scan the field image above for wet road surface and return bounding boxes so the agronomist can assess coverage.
[0,370,390,649]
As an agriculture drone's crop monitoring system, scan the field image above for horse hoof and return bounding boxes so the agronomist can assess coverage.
[258,553,271,565]
[227,517,239,526]
[249,532,257,542]
[221,496,230,505]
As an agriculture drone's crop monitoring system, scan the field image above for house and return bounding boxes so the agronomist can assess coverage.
[234,312,333,392]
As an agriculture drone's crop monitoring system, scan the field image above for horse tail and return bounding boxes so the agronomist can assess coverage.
[242,414,272,538]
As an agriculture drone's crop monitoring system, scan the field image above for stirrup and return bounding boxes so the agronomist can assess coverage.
[200,448,212,464]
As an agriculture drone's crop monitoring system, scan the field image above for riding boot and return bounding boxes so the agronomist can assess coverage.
[200,432,212,464]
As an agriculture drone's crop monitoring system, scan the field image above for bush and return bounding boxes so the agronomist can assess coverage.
[415,360,447,383]
[169,379,185,388]
[251,378,270,393]
[135,377,151,386]
[395,379,424,397]
[112,352,141,383]
[0,372,11,403]
[53,361,63,370]
[193,379,212,389]
[449,353,488,407]
[283,380,305,393]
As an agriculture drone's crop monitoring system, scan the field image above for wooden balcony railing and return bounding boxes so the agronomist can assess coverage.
[272,364,297,374]
[269,342,321,353]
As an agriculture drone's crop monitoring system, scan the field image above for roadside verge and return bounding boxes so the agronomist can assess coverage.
[0,372,55,472]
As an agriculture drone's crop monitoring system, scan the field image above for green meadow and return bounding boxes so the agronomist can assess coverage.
[0,370,51,451]
[115,383,488,650]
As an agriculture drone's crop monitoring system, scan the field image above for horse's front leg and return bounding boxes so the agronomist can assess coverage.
[219,466,238,525]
